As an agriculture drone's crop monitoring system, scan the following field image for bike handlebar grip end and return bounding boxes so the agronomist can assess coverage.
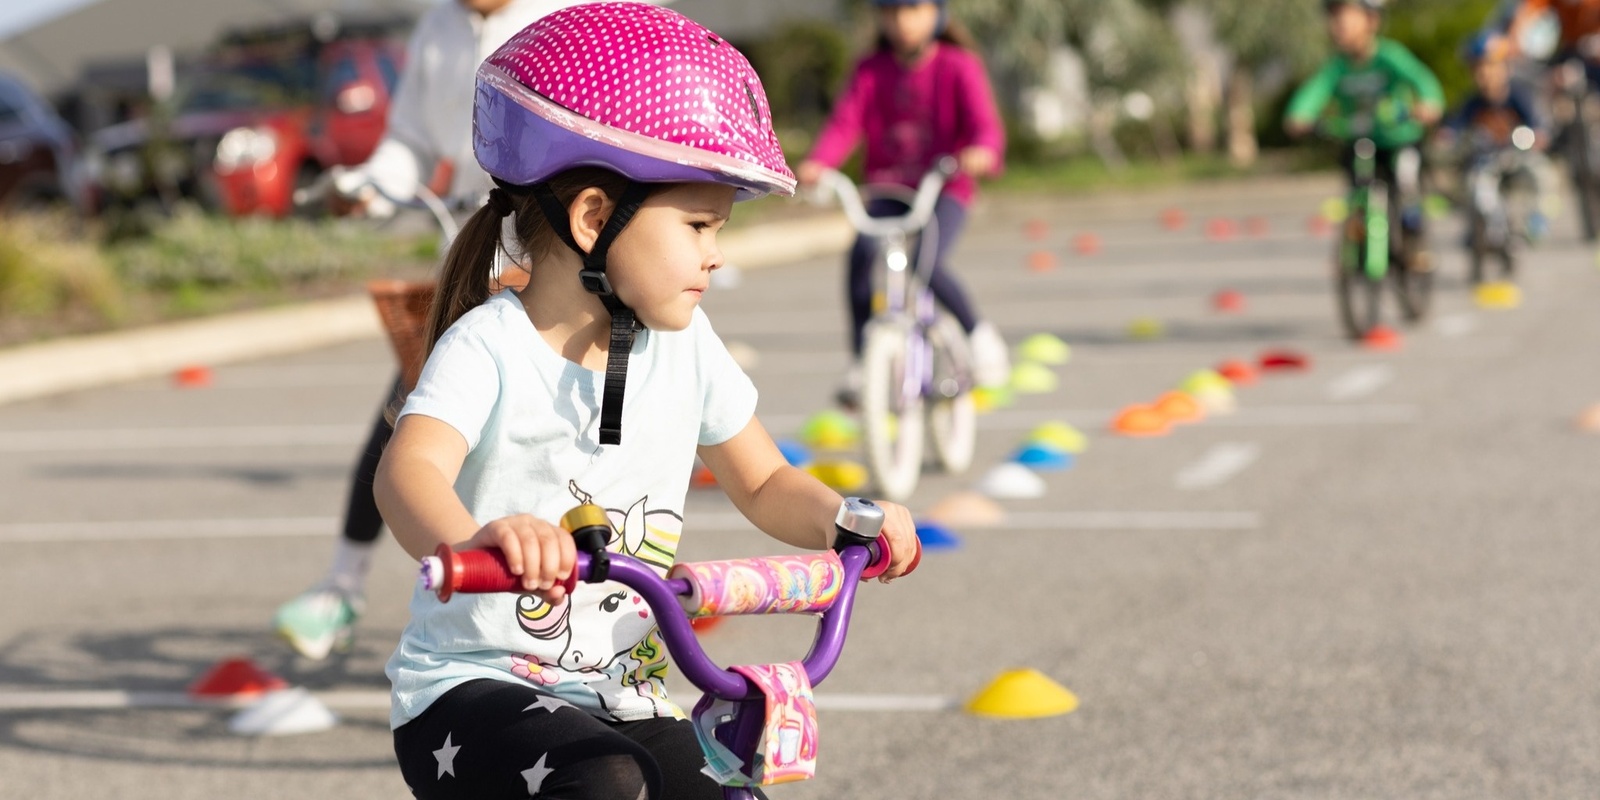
[860,533,894,581]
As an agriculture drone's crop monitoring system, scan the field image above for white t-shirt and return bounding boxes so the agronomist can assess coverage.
[386,290,758,727]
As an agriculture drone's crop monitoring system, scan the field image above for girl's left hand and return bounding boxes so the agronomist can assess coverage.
[870,500,919,583]
[957,146,998,178]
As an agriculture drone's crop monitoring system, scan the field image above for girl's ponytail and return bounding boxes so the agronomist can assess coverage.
[423,201,510,356]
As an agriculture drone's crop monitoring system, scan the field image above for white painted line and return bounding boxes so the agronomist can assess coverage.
[1435,312,1478,338]
[0,425,367,453]
[0,689,956,713]
[1325,364,1394,401]
[694,510,1261,532]
[0,517,335,543]
[4,509,1262,544]
[1174,443,1260,490]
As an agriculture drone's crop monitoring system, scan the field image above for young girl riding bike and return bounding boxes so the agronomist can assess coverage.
[795,0,1010,407]
[374,5,919,799]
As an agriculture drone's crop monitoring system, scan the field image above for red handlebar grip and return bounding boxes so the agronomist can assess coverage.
[904,538,923,576]
[430,544,578,602]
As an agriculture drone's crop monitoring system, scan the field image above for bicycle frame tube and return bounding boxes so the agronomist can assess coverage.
[572,547,876,700]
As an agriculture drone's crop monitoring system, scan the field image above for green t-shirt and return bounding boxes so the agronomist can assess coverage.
[1284,38,1446,150]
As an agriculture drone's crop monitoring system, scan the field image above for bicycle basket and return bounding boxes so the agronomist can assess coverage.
[367,279,436,391]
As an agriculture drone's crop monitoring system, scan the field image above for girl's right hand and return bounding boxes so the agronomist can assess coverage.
[796,160,826,188]
[462,515,577,603]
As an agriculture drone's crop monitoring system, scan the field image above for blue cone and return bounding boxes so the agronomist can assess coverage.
[1012,444,1074,472]
[914,521,962,551]
[776,439,813,468]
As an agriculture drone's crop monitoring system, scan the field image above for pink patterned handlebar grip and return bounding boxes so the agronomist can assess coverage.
[668,552,844,618]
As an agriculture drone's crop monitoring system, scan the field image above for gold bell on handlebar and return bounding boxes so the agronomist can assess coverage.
[562,503,613,542]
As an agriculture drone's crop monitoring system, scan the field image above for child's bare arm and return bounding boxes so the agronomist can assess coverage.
[698,418,919,579]
[376,415,576,600]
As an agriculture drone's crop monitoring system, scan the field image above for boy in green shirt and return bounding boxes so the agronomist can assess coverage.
[1286,0,1446,266]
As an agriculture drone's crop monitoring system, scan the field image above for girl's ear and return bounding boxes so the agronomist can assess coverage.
[567,187,616,256]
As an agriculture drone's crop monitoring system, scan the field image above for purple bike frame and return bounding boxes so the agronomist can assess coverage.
[568,544,878,700]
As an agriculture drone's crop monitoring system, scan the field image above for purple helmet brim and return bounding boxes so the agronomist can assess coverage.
[474,66,796,200]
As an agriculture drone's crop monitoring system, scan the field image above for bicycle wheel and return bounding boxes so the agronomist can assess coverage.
[1334,198,1382,340]
[1393,226,1433,323]
[1570,95,1600,241]
[926,316,976,475]
[1467,208,1488,286]
[860,321,925,502]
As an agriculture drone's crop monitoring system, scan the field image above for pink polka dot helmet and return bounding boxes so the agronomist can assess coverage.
[473,1,796,200]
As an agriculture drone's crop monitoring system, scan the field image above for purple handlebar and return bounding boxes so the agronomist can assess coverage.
[424,542,880,701]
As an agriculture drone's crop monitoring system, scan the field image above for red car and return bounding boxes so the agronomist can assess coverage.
[88,19,406,217]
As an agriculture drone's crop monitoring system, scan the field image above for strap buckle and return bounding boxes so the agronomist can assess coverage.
[579,270,614,296]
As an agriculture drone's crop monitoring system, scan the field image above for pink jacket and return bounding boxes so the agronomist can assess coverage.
[808,43,1006,206]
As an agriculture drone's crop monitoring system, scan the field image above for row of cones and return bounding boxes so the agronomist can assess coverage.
[1112,349,1312,438]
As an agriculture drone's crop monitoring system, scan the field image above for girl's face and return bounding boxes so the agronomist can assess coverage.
[606,182,736,332]
[1474,59,1510,101]
[1327,5,1379,57]
[878,3,941,57]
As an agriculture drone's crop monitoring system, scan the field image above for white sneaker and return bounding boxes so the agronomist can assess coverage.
[274,585,363,661]
[968,322,1011,388]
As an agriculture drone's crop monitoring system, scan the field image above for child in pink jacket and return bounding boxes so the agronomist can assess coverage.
[796,0,1010,406]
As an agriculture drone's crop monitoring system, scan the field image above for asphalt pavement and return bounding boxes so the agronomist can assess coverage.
[3,173,1600,799]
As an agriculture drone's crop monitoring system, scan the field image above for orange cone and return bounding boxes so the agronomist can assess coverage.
[1024,218,1049,242]
[1215,359,1258,386]
[690,616,724,633]
[1245,216,1269,238]
[1308,215,1332,238]
[189,657,288,699]
[1205,218,1237,242]
[1212,289,1245,314]
[1026,251,1057,272]
[1361,325,1402,351]
[1160,207,1187,231]
[1576,403,1600,433]
[173,365,213,388]
[690,462,717,488]
[1072,233,1101,256]
[1112,404,1171,437]
[1153,391,1206,424]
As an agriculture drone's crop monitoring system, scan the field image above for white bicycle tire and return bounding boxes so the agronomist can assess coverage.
[927,316,976,474]
[860,321,924,502]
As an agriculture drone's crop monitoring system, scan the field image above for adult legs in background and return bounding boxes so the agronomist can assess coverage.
[274,375,399,660]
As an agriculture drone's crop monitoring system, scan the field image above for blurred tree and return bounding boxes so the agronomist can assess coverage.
[1201,0,1326,167]
[1384,0,1501,106]
[745,21,852,151]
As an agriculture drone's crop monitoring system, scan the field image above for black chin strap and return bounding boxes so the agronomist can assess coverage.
[526,180,654,446]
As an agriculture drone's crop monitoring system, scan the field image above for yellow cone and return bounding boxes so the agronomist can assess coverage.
[1127,317,1165,342]
[800,411,860,451]
[965,669,1079,719]
[1016,333,1071,366]
[1473,281,1521,310]
[1010,362,1059,394]
[972,386,1014,414]
[806,460,869,492]
[1029,421,1087,454]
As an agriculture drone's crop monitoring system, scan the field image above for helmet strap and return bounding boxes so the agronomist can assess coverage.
[528,180,655,446]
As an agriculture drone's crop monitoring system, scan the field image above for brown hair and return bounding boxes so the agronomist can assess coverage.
[874,17,979,54]
[424,168,633,357]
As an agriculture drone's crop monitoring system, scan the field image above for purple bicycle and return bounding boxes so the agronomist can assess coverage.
[418,497,921,799]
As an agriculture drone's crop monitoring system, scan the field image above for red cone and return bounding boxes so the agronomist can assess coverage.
[173,365,213,388]
[1072,233,1101,256]
[1212,289,1245,314]
[1361,325,1402,351]
[1160,207,1187,231]
[1215,359,1258,385]
[1258,349,1311,372]
[189,657,288,698]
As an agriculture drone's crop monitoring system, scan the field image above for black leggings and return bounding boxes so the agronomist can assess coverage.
[341,376,400,544]
[394,679,721,800]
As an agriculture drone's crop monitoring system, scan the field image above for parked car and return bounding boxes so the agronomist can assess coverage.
[86,16,406,218]
[0,71,87,212]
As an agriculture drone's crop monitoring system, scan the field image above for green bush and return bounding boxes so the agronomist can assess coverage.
[110,207,430,291]
[0,213,122,321]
